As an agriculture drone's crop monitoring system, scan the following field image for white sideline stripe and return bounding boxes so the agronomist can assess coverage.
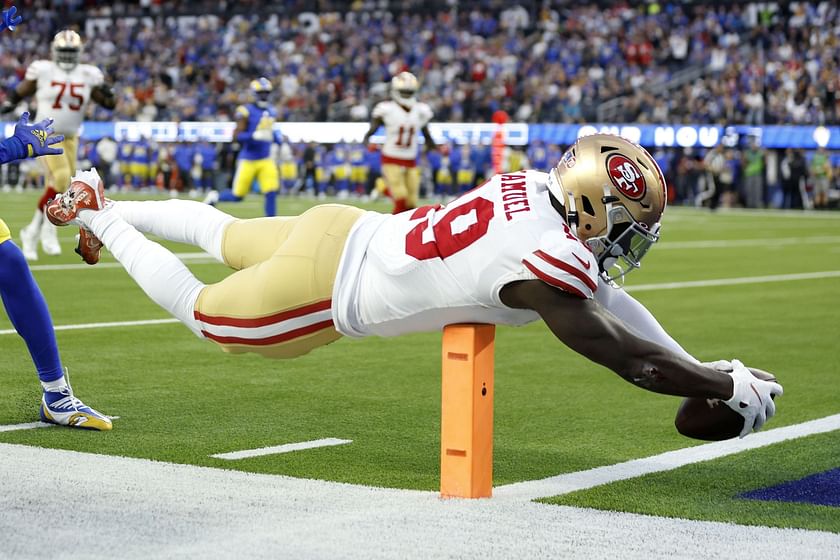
[626,270,840,293]
[656,235,840,249]
[3,270,838,336]
[211,438,352,460]
[494,413,840,501]
[0,421,53,432]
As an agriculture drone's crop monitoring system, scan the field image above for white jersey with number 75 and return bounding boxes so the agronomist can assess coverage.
[26,59,104,136]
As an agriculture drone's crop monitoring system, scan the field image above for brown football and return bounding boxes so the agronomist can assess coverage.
[674,368,777,441]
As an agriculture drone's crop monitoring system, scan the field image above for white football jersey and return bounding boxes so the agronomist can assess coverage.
[372,100,434,163]
[25,60,105,136]
[332,170,600,337]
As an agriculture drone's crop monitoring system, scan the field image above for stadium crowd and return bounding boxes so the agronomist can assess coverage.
[0,1,836,210]
[0,1,837,125]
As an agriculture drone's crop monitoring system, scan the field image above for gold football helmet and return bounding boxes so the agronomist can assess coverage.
[390,71,419,107]
[52,30,83,71]
[546,133,667,282]
[250,77,273,108]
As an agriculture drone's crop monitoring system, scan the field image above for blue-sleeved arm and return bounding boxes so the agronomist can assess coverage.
[0,136,27,164]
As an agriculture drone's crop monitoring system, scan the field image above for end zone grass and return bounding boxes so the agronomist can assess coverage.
[545,430,840,533]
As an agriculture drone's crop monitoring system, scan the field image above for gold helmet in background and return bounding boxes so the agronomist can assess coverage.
[52,30,83,71]
[390,71,419,108]
[546,133,667,282]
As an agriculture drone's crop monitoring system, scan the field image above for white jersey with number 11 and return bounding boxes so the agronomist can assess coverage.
[372,100,434,164]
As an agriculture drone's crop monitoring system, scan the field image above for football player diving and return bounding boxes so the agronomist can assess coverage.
[1,29,117,261]
[204,77,283,216]
[46,134,781,438]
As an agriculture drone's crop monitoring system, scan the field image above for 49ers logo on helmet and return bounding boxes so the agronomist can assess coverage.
[606,153,646,200]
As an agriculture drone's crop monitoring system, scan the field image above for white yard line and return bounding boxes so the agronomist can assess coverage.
[626,270,840,293]
[0,421,52,433]
[494,414,840,501]
[28,252,216,271]
[656,236,840,249]
[211,438,352,460]
[0,442,837,559]
[0,318,179,335]
[3,270,838,336]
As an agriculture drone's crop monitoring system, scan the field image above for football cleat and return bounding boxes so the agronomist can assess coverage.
[40,220,62,256]
[202,189,220,206]
[74,227,102,265]
[45,168,106,227]
[40,385,112,431]
[19,224,39,261]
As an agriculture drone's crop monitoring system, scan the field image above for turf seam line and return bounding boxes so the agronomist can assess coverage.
[493,413,840,501]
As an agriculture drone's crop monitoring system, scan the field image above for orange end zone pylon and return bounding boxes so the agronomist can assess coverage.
[440,323,495,498]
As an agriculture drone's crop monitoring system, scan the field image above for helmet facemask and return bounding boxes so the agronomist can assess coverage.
[584,200,661,284]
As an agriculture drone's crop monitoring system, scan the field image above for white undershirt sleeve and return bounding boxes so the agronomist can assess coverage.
[594,277,700,364]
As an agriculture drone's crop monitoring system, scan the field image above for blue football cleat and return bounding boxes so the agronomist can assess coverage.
[40,382,112,431]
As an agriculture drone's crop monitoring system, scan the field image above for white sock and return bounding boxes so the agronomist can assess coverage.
[108,199,235,263]
[78,207,205,337]
[24,208,43,232]
[41,376,68,393]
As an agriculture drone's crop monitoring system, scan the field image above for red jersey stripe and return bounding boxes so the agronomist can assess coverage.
[194,299,332,328]
[201,319,335,346]
[381,154,417,167]
[523,261,588,299]
[532,250,597,291]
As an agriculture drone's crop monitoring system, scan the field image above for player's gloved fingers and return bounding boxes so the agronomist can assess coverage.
[43,146,64,156]
[36,118,55,134]
[731,358,745,371]
[46,134,64,146]
[765,397,777,420]
[753,408,767,432]
[738,410,755,438]
[17,111,29,126]
[768,381,784,397]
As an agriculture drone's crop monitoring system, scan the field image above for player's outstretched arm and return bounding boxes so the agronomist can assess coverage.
[0,111,63,164]
[421,125,437,152]
[501,279,734,399]
[91,83,117,110]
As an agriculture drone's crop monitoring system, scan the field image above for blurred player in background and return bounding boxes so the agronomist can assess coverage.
[204,77,282,216]
[277,141,298,194]
[1,29,117,261]
[363,72,436,213]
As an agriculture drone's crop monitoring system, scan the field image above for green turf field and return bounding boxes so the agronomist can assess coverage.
[1,190,838,531]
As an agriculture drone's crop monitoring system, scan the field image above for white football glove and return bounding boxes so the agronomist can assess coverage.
[723,359,784,438]
[703,360,734,373]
